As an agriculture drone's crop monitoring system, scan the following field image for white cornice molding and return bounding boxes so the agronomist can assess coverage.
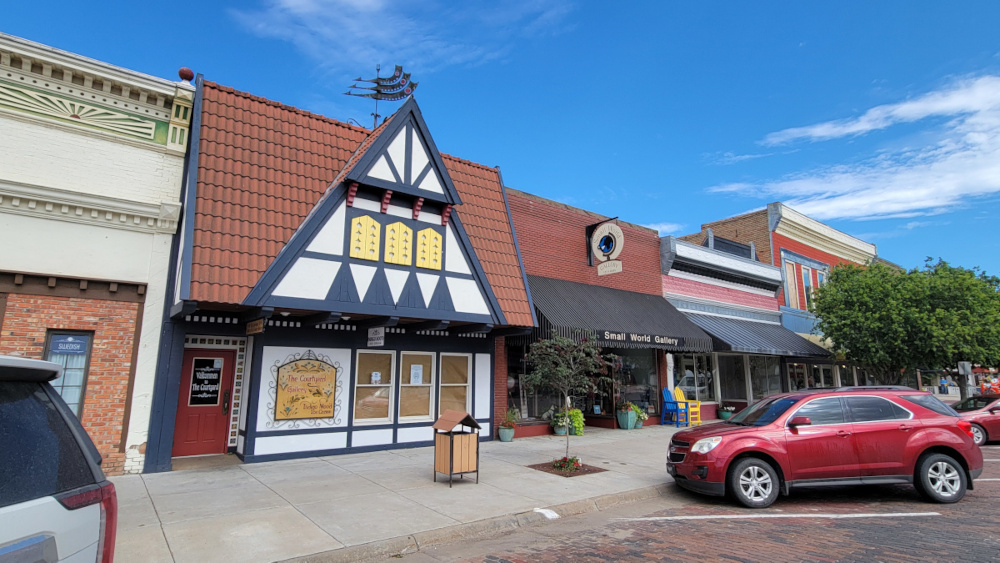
[673,239,782,283]
[0,180,181,234]
[772,204,876,264]
[0,33,188,99]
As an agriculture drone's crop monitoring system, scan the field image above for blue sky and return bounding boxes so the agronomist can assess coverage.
[5,2,1000,275]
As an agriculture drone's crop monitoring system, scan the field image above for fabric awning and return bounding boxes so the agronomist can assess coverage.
[684,313,831,358]
[509,276,713,352]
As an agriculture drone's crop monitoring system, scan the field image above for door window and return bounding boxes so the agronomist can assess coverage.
[845,396,911,422]
[792,397,846,425]
[44,332,93,417]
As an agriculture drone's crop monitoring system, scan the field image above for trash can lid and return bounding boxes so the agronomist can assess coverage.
[433,410,481,431]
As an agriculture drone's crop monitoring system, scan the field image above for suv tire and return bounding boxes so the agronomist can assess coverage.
[916,453,967,503]
[971,424,987,446]
[729,457,779,508]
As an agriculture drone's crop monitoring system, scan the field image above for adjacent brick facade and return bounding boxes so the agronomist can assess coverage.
[680,209,771,264]
[0,293,139,475]
[506,188,662,295]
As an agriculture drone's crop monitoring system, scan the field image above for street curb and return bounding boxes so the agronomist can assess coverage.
[280,484,667,562]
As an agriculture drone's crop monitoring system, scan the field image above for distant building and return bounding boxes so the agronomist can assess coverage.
[0,33,193,474]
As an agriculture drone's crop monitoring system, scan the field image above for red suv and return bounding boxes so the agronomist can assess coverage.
[667,387,983,508]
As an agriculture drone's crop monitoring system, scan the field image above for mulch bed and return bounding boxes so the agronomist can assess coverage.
[526,462,608,478]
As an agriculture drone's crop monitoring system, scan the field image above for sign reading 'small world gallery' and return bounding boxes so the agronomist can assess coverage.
[599,330,685,348]
[275,355,338,420]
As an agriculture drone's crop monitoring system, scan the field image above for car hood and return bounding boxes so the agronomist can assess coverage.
[672,421,766,442]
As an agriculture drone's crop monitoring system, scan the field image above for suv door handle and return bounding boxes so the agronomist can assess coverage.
[898,424,913,431]
[836,430,852,437]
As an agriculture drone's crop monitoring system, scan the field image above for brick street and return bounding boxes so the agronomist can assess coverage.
[406,445,1000,563]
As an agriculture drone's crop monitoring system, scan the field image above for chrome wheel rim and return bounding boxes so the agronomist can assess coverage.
[928,461,961,497]
[739,465,772,501]
[972,426,985,445]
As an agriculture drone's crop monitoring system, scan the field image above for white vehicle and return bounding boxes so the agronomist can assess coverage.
[0,356,117,562]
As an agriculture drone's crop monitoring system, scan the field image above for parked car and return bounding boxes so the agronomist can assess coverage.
[953,393,1000,446]
[666,386,983,508]
[0,355,117,562]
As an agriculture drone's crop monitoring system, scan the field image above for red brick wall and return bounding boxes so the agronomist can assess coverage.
[493,336,507,437]
[0,294,138,475]
[681,209,771,264]
[662,275,779,311]
[507,190,663,295]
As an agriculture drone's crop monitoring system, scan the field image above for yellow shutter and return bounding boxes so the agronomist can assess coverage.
[416,228,442,270]
[350,216,381,261]
[384,222,413,266]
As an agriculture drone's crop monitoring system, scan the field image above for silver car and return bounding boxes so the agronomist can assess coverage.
[0,356,117,562]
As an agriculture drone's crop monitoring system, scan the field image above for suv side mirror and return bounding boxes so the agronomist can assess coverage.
[989,407,999,415]
[788,416,812,427]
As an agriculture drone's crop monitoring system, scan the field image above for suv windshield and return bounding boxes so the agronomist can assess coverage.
[729,396,799,426]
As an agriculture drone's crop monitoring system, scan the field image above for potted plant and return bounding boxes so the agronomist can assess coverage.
[616,400,636,430]
[719,404,736,420]
[551,410,568,435]
[630,403,648,429]
[498,407,519,442]
[568,408,585,435]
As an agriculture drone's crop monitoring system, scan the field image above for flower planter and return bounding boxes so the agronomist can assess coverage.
[553,425,567,435]
[633,418,644,429]
[498,427,515,442]
[616,410,636,430]
[719,410,733,420]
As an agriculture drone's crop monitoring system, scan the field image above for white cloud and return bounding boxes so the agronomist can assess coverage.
[230,0,573,75]
[718,75,1000,220]
[644,222,684,235]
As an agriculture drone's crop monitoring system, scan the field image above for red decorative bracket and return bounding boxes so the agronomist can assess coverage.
[412,197,424,220]
[441,204,453,226]
[381,190,393,213]
[346,182,359,207]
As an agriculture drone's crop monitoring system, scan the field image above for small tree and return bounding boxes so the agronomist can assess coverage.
[522,331,615,459]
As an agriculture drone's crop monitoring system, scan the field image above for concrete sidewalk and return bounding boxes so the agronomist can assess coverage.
[111,424,685,563]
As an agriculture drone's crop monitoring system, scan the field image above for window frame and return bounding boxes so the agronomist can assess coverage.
[788,396,849,427]
[43,330,94,419]
[784,262,799,309]
[844,395,913,423]
[801,265,813,309]
[352,350,396,425]
[398,351,436,422]
[438,353,472,416]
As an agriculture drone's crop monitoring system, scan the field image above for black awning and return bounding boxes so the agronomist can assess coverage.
[509,276,713,352]
[684,313,831,358]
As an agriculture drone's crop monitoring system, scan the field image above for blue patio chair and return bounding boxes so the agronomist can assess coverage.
[661,387,688,427]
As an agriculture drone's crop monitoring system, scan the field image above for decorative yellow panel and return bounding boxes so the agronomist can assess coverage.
[384,222,413,266]
[350,216,381,261]
[416,228,443,271]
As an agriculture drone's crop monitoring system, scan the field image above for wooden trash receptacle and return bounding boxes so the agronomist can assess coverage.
[433,410,481,487]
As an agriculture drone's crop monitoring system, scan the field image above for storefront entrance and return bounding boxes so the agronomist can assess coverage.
[172,349,235,457]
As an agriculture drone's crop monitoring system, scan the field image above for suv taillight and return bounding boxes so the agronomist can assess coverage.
[958,420,974,438]
[56,481,117,563]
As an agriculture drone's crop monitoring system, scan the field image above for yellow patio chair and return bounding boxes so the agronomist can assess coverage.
[674,387,701,426]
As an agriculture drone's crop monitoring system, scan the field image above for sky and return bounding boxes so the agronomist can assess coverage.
[5,2,1000,275]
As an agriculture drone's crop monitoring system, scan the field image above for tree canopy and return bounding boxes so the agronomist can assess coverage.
[813,259,1000,393]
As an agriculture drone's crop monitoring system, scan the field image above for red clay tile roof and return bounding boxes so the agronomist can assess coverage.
[190,81,533,327]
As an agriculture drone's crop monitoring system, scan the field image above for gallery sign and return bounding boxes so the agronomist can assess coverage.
[597,330,685,349]
[589,222,624,276]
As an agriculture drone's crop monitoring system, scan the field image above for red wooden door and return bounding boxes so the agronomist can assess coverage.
[172,349,235,457]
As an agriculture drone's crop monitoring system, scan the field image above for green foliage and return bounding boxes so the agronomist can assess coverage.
[550,410,568,428]
[500,407,519,429]
[813,259,1000,390]
[568,408,585,434]
[630,402,649,421]
[523,331,615,457]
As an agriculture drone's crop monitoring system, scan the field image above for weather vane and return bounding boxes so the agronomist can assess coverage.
[345,64,418,129]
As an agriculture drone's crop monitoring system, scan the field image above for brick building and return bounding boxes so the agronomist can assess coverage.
[0,33,193,474]
[503,189,712,432]
[681,202,879,389]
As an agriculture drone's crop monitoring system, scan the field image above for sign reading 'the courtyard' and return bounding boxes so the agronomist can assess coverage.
[189,358,222,406]
[275,355,339,420]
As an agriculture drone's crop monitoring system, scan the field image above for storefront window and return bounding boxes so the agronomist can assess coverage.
[675,354,716,402]
[354,351,394,422]
[788,362,807,390]
[811,364,833,387]
[718,355,747,401]
[749,356,782,400]
[400,352,434,419]
[439,354,471,415]
[611,348,658,416]
[45,331,93,418]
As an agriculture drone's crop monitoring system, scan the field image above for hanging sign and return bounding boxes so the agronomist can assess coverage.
[368,327,385,347]
[590,222,624,276]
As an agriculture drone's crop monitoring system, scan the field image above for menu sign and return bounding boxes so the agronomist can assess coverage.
[189,358,223,406]
[275,356,338,420]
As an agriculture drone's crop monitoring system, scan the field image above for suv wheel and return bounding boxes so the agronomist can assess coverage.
[729,458,779,508]
[917,453,967,503]
[971,424,987,446]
